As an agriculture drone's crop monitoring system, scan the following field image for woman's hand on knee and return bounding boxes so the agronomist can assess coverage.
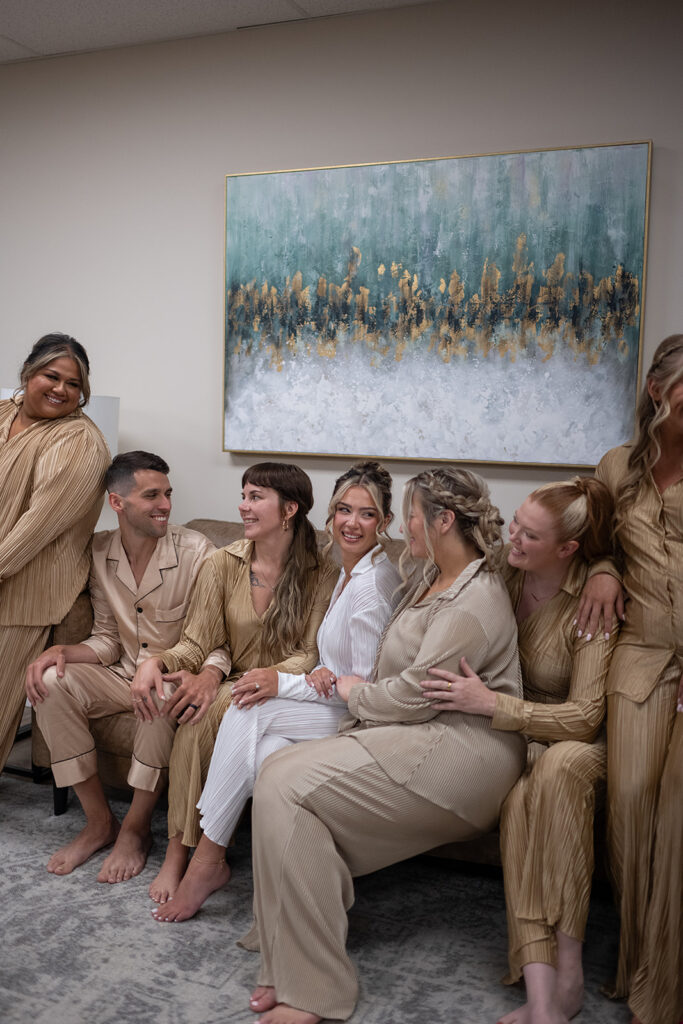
[131,657,166,721]
[306,666,337,698]
[25,646,66,706]
[232,668,278,708]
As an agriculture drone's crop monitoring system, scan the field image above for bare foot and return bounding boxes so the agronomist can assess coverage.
[96,826,152,883]
[497,1005,531,1024]
[149,835,188,903]
[557,969,583,1019]
[152,853,230,922]
[47,817,119,875]
[497,1006,569,1024]
[258,1005,322,1024]
[250,986,277,1013]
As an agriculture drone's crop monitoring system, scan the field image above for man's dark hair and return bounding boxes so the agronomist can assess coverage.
[104,451,170,495]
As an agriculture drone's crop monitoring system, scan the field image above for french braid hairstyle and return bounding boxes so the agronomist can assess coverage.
[400,467,504,583]
[241,462,322,660]
[529,477,615,562]
[322,460,393,558]
[614,333,683,536]
[18,332,91,405]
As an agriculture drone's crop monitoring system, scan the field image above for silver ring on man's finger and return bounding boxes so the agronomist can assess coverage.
[254,683,260,691]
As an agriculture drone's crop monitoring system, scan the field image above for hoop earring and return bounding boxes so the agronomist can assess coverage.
[282,517,289,531]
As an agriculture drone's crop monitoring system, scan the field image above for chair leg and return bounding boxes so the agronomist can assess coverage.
[53,781,69,816]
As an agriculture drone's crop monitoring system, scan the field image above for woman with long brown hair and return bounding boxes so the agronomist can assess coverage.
[151,461,400,922]
[421,476,617,1024]
[132,462,338,903]
[0,333,109,771]
[593,334,683,1024]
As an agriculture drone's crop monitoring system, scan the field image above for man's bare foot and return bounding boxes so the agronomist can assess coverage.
[497,1005,531,1024]
[96,826,152,883]
[149,836,188,903]
[152,852,230,922]
[250,986,277,1013]
[258,1005,322,1024]
[47,817,119,875]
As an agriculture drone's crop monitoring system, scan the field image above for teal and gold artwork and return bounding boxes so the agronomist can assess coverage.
[224,142,650,465]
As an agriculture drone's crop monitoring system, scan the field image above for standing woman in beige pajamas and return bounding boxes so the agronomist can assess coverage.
[421,477,617,1024]
[243,467,526,1024]
[0,333,109,772]
[590,334,683,1024]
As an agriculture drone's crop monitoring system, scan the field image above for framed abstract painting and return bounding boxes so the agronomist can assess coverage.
[223,141,651,466]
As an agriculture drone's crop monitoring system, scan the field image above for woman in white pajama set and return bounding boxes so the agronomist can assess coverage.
[153,460,400,922]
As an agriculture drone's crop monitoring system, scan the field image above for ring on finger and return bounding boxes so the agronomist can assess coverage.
[254,683,260,691]
[447,681,452,690]
[189,703,199,711]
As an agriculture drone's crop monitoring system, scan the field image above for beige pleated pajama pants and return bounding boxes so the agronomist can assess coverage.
[244,735,480,1022]
[606,664,682,1024]
[628,710,682,1024]
[167,681,234,844]
[500,735,606,980]
[35,662,178,791]
[0,625,51,772]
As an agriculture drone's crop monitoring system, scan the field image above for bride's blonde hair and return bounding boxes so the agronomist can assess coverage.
[322,460,393,558]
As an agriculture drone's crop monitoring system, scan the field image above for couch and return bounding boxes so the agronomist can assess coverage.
[31,517,502,864]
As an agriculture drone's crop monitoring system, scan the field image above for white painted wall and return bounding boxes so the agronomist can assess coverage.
[1,0,681,533]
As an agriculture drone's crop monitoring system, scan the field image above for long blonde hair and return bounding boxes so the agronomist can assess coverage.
[322,460,393,558]
[615,333,683,534]
[242,463,322,659]
[400,467,504,582]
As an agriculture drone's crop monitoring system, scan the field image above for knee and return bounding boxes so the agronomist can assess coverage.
[533,741,597,794]
[608,762,660,811]
[253,748,301,821]
[38,665,73,701]
[41,665,60,688]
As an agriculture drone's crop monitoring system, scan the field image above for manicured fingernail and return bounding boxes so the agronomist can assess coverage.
[577,629,583,638]
[604,632,610,640]
[585,633,592,641]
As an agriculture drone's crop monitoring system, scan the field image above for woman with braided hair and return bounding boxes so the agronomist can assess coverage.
[420,476,617,1024]
[242,467,526,1024]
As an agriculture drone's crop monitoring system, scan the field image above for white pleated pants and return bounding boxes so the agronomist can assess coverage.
[196,694,346,846]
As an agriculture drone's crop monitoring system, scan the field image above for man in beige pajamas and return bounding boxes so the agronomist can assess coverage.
[26,451,230,884]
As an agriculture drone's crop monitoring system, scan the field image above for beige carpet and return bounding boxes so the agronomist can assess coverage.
[0,770,630,1024]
